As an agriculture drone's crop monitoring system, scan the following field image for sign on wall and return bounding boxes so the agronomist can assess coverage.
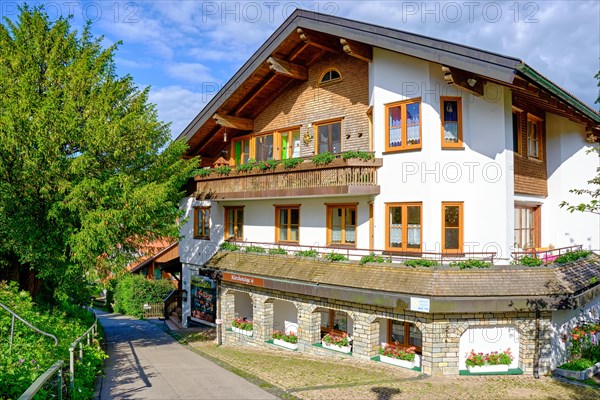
[410,297,430,313]
[222,272,265,287]
[190,273,217,324]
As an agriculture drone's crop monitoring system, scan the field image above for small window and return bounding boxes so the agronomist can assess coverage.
[388,320,422,352]
[275,205,300,243]
[194,207,210,240]
[385,98,421,151]
[326,204,357,246]
[280,130,301,159]
[232,138,251,165]
[441,97,462,148]
[318,68,342,85]
[153,266,162,280]
[315,121,342,154]
[527,115,542,159]
[224,206,244,240]
[512,110,521,155]
[254,133,274,162]
[442,202,463,252]
[514,205,540,249]
[320,309,349,335]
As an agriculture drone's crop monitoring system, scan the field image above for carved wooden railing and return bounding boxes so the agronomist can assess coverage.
[195,158,383,199]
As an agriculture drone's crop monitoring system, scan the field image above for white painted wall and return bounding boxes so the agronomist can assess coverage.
[272,299,298,333]
[234,292,253,321]
[545,114,600,250]
[370,48,513,262]
[458,326,520,370]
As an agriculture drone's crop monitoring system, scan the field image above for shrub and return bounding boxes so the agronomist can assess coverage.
[341,150,374,161]
[558,358,595,371]
[518,255,544,267]
[323,252,348,262]
[281,158,303,169]
[379,345,416,361]
[268,247,288,255]
[310,152,335,165]
[449,259,491,269]
[296,249,319,257]
[404,259,438,267]
[555,250,592,264]
[359,254,386,265]
[220,242,240,251]
[112,274,175,319]
[245,245,266,254]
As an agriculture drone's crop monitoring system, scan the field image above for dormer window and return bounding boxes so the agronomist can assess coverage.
[318,68,342,85]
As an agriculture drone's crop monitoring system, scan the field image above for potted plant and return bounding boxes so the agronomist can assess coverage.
[465,348,513,373]
[272,330,299,350]
[379,345,417,369]
[231,318,253,336]
[321,331,352,353]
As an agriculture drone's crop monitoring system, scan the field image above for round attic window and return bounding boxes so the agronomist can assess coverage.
[318,68,342,85]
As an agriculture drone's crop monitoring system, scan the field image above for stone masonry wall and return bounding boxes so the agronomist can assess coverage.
[220,282,552,376]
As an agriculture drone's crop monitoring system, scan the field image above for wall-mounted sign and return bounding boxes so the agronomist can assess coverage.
[222,273,264,287]
[410,297,430,313]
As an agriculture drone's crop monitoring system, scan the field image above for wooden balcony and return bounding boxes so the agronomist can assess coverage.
[194,158,383,200]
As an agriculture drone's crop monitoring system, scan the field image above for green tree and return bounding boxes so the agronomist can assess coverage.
[559,71,600,215]
[0,6,197,300]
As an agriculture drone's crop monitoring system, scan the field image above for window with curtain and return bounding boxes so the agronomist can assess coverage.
[527,116,542,159]
[386,203,421,251]
[441,97,462,147]
[254,134,274,161]
[385,99,421,151]
[224,207,244,240]
[514,205,540,249]
[316,121,341,154]
[327,205,356,246]
[442,202,463,251]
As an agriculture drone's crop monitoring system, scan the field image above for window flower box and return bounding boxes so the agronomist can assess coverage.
[379,345,417,369]
[467,364,509,373]
[322,331,352,353]
[272,330,298,350]
[231,318,253,336]
[465,348,513,373]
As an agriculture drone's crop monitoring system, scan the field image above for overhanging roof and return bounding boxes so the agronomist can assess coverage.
[178,9,599,148]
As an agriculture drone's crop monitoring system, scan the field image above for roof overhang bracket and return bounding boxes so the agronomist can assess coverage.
[442,66,484,97]
[267,57,308,80]
[296,28,339,53]
[212,113,254,131]
[340,38,372,62]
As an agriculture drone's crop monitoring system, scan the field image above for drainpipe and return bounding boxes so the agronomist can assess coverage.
[533,308,540,379]
[216,274,222,346]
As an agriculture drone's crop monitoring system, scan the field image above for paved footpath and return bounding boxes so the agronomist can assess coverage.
[95,310,277,400]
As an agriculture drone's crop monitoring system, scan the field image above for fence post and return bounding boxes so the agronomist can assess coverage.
[57,367,63,400]
[69,348,75,390]
[79,342,83,359]
[87,332,90,346]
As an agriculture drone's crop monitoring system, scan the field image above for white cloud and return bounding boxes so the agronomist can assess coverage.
[149,85,210,139]
[165,62,216,84]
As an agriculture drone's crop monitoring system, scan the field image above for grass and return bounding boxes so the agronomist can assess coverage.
[169,331,600,400]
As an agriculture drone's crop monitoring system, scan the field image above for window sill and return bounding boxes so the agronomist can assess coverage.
[383,147,422,154]
[527,156,544,163]
[441,145,465,150]
[194,236,210,240]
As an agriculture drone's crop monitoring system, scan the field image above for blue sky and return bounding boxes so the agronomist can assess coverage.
[6,1,600,138]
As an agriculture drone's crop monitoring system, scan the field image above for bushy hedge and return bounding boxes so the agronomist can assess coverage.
[112,274,175,318]
[0,281,106,399]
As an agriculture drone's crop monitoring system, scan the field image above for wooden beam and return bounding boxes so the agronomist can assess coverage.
[212,113,253,131]
[296,28,339,53]
[236,74,279,114]
[267,57,308,80]
[442,66,484,97]
[340,38,372,62]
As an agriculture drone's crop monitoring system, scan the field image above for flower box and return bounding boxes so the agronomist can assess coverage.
[467,364,509,373]
[232,326,253,336]
[273,338,298,350]
[321,340,352,353]
[380,354,415,369]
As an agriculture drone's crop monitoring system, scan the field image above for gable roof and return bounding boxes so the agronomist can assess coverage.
[178,9,599,148]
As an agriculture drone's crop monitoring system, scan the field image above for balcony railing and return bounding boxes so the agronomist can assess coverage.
[194,157,383,200]
[512,244,584,263]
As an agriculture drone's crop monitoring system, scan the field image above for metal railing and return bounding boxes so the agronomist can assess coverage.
[18,360,64,400]
[143,302,164,318]
[512,244,584,263]
[222,240,497,265]
[68,309,99,390]
[0,302,58,355]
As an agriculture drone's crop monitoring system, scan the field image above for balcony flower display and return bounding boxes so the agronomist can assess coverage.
[272,330,299,350]
[231,318,253,336]
[465,348,513,373]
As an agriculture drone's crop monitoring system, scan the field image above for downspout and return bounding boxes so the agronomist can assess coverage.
[533,308,540,379]
[216,274,222,346]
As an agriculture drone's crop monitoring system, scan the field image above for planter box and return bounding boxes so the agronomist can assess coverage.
[273,338,298,350]
[322,340,352,354]
[553,361,600,380]
[467,364,509,373]
[380,354,415,369]
[232,326,253,336]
